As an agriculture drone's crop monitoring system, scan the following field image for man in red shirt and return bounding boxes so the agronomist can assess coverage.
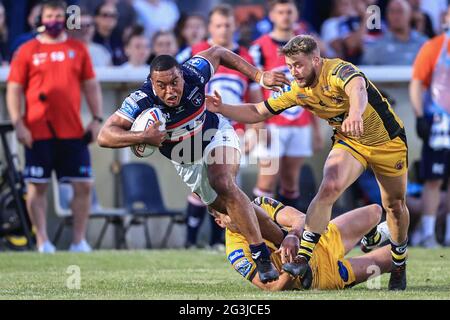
[7,0,103,253]
[249,0,323,210]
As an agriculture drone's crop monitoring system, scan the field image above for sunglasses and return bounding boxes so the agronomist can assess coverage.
[99,12,118,19]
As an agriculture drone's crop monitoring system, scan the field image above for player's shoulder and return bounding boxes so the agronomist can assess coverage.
[420,33,445,54]
[128,81,156,104]
[253,34,271,45]
[182,55,212,84]
[14,38,40,56]
[253,196,284,210]
[327,58,362,81]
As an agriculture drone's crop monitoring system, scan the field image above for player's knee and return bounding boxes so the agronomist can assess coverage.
[385,198,406,218]
[424,179,443,190]
[317,179,344,202]
[369,204,383,224]
[210,174,237,196]
[73,182,92,197]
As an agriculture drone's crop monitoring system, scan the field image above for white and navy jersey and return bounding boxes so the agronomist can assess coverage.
[116,56,219,163]
[177,41,255,131]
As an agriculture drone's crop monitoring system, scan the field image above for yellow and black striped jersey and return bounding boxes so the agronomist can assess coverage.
[264,58,404,146]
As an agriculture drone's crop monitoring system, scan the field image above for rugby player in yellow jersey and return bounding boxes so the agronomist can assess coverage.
[206,35,409,290]
[212,196,392,291]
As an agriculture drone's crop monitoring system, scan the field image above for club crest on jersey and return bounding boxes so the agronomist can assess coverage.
[68,50,75,59]
[191,92,204,107]
[395,160,405,170]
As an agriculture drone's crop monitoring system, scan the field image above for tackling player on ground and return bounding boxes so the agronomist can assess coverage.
[213,197,391,291]
[206,35,409,290]
[98,45,289,283]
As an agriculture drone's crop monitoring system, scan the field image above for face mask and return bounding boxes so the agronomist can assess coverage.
[43,21,65,38]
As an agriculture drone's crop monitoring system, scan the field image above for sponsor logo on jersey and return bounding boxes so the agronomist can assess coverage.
[228,249,245,264]
[130,90,148,102]
[235,258,253,278]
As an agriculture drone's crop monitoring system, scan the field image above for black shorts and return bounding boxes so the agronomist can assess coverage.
[420,142,450,181]
[23,139,92,183]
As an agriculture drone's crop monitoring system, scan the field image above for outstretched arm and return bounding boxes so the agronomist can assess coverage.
[206,90,272,124]
[196,45,290,90]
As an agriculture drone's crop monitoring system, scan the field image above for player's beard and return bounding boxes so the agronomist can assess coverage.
[297,69,317,88]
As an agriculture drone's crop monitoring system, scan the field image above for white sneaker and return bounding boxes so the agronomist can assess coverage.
[210,243,226,252]
[377,221,390,245]
[361,221,390,252]
[444,238,450,247]
[38,240,56,254]
[410,227,423,247]
[69,239,92,253]
[421,236,441,249]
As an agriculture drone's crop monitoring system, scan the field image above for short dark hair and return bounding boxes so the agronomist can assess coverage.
[150,55,181,77]
[208,4,234,22]
[281,35,319,57]
[41,0,67,12]
[123,24,145,47]
[267,0,295,11]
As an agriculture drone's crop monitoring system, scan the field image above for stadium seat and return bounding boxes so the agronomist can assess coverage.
[51,173,129,249]
[119,162,185,249]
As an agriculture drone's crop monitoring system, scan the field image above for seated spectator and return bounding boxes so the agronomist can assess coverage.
[9,3,42,58]
[175,14,207,53]
[133,0,180,40]
[69,10,113,66]
[79,0,137,37]
[362,0,428,65]
[321,0,356,58]
[0,2,8,64]
[148,30,179,63]
[321,0,385,63]
[120,25,151,69]
[93,1,126,65]
[408,0,435,38]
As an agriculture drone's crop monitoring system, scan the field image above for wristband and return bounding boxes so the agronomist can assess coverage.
[93,116,104,123]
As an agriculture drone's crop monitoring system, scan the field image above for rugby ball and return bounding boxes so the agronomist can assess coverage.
[130,108,166,158]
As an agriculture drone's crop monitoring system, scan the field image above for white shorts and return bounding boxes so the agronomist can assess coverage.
[171,116,241,205]
[254,124,313,159]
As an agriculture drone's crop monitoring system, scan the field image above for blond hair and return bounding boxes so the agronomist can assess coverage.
[281,35,319,57]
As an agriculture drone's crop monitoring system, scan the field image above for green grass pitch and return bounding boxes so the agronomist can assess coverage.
[0,248,449,299]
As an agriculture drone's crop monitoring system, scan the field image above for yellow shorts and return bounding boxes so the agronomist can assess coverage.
[332,131,408,177]
[309,223,356,290]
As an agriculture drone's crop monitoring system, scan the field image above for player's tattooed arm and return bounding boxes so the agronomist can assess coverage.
[98,114,166,148]
[196,45,290,90]
[342,76,368,138]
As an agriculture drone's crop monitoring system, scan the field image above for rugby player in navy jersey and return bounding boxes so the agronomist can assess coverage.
[97,45,290,283]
